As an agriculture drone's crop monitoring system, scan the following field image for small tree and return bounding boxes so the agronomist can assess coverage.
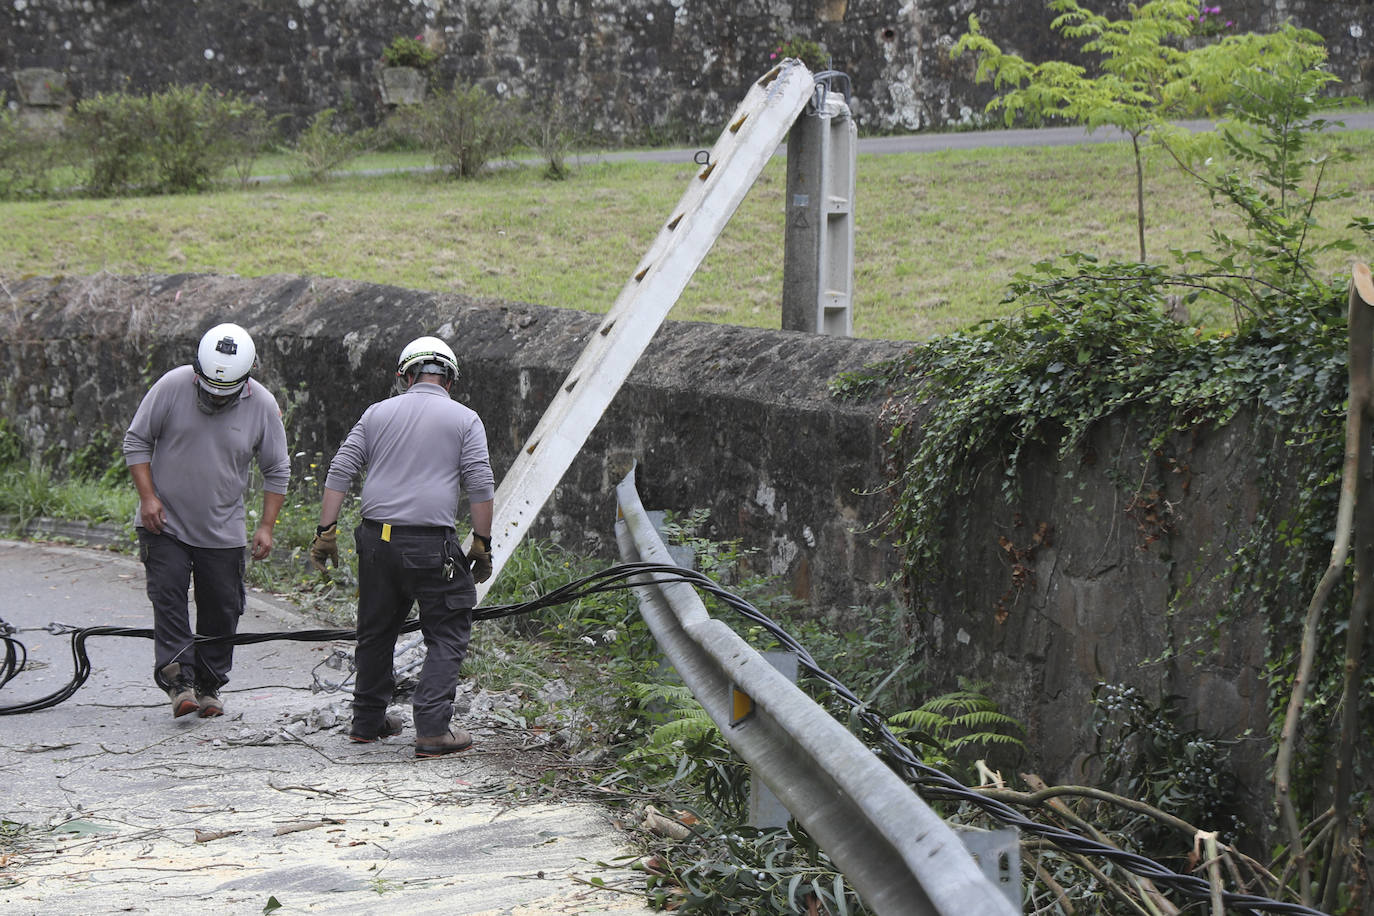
[952,0,1326,262]
[285,108,375,183]
[402,82,515,179]
[520,91,582,181]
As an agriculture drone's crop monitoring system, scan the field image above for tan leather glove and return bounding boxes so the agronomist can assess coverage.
[310,523,339,571]
[468,533,492,583]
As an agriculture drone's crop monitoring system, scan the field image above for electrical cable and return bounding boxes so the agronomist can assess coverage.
[0,563,1328,914]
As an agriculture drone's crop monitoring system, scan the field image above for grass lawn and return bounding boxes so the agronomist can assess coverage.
[3,129,1371,342]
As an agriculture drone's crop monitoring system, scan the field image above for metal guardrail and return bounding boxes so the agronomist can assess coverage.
[614,466,1018,916]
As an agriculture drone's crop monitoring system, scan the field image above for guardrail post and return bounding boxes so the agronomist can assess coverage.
[749,649,798,829]
[782,80,856,336]
[956,826,1023,913]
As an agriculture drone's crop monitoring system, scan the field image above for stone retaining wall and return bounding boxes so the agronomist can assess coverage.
[0,272,910,615]
[1,270,1317,835]
[2,1,1370,140]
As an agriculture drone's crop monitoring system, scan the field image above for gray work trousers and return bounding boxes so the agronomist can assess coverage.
[352,520,475,738]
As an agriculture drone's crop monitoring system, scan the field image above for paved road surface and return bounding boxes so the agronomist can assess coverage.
[0,538,655,916]
[577,110,1374,164]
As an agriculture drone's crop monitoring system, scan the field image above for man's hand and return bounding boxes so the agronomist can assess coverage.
[138,495,166,534]
[251,523,274,560]
[310,523,339,571]
[468,533,492,583]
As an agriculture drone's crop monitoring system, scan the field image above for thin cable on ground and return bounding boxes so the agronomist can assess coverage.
[0,563,1326,915]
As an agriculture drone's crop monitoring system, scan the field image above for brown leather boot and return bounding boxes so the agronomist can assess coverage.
[349,713,403,744]
[414,727,473,758]
[159,663,199,718]
[196,686,224,718]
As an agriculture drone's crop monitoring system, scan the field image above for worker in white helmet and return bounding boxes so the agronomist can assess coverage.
[311,335,495,758]
[123,322,290,719]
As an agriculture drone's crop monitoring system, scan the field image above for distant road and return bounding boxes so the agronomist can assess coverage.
[577,110,1374,165]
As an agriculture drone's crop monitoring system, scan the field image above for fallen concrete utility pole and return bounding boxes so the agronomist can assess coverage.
[471,61,817,600]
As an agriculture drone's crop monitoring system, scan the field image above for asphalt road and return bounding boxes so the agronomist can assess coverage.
[577,110,1374,165]
[0,538,655,916]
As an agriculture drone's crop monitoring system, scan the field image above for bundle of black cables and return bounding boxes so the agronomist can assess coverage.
[0,561,675,717]
[0,561,1329,915]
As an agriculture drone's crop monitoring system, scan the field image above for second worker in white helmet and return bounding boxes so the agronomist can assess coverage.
[311,335,495,757]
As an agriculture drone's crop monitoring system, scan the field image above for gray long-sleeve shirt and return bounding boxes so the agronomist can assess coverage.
[324,382,495,527]
[123,364,290,548]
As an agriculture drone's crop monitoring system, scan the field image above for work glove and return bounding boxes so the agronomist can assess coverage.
[310,523,339,571]
[468,533,492,583]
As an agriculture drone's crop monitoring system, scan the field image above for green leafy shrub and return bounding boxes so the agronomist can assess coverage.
[400,82,515,178]
[66,85,270,195]
[67,89,156,196]
[0,419,24,468]
[769,37,829,72]
[286,108,375,183]
[382,35,438,70]
[145,84,240,193]
[519,93,581,181]
[0,96,57,200]
[222,98,281,189]
[1088,683,1244,847]
[644,825,870,914]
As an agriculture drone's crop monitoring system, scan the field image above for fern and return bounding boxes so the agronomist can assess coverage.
[888,682,1025,780]
[624,682,721,763]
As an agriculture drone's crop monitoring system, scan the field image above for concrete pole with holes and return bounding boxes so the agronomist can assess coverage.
[782,88,857,336]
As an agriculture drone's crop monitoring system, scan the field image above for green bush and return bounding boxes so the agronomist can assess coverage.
[382,35,438,71]
[402,82,515,178]
[0,96,57,200]
[770,36,829,72]
[67,85,270,195]
[67,90,156,196]
[519,94,582,181]
[286,108,375,183]
[146,84,242,193]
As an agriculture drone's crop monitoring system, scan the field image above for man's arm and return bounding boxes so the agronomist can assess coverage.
[469,498,493,540]
[318,486,348,529]
[128,462,165,534]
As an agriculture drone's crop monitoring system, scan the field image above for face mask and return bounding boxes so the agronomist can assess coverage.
[196,382,243,415]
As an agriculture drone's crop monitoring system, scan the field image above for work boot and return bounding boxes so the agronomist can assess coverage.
[196,686,224,718]
[349,713,403,744]
[159,663,199,718]
[414,726,473,758]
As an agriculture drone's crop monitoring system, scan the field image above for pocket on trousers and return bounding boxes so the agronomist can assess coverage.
[400,547,444,569]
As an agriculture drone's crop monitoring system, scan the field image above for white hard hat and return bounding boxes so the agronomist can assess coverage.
[397,336,459,381]
[194,323,257,394]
